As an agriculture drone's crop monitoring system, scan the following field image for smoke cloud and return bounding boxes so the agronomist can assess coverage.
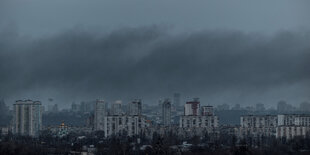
[0,26,309,107]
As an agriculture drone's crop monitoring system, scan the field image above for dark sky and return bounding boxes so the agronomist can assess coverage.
[0,0,310,108]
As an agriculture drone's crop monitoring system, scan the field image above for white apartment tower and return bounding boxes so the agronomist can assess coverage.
[13,100,42,137]
[184,98,200,116]
[94,100,107,131]
[180,100,219,129]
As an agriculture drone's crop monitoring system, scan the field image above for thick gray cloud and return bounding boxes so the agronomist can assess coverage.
[1,0,310,36]
[0,27,309,107]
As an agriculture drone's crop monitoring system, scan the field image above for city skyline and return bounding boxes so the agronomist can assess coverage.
[1,1,310,154]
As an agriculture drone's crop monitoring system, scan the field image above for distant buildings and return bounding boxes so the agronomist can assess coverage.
[80,101,96,113]
[86,114,95,128]
[0,98,8,116]
[111,100,122,115]
[232,104,241,110]
[0,99,10,127]
[71,102,79,112]
[277,101,295,112]
[13,100,42,137]
[173,93,181,107]
[128,99,142,116]
[216,104,230,111]
[299,102,310,112]
[70,101,96,113]
[255,103,265,111]
[47,103,59,113]
[162,99,171,126]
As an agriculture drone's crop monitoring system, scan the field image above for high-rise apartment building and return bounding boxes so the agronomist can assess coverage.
[13,100,42,137]
[184,98,200,116]
[162,99,171,126]
[180,99,218,129]
[94,100,107,131]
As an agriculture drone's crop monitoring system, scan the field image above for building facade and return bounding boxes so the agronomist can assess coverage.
[13,100,42,137]
[201,106,214,116]
[173,93,181,107]
[184,98,200,116]
[111,100,122,115]
[180,100,218,130]
[240,115,277,128]
[94,100,107,131]
[180,115,219,129]
[276,114,310,139]
[238,115,277,138]
[278,114,310,126]
[103,115,147,137]
[276,126,310,139]
[128,99,142,116]
[162,99,171,126]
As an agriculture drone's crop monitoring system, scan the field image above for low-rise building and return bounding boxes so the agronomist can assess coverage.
[276,126,310,139]
[240,115,277,128]
[278,114,310,126]
[237,115,278,138]
[276,114,310,139]
[104,115,148,137]
[179,115,219,129]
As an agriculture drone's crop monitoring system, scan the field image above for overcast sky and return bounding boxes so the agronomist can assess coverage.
[0,0,310,108]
